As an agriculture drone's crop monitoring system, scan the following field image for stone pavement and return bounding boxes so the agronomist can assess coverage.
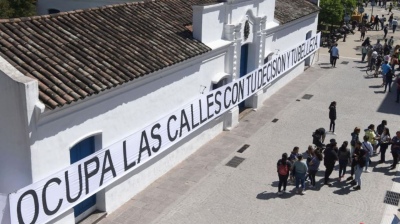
[98,8,400,224]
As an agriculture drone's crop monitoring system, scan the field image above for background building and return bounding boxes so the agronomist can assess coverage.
[0,0,319,223]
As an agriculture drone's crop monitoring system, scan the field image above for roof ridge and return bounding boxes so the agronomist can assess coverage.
[0,0,156,23]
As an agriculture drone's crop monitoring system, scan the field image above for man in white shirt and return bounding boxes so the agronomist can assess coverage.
[370,51,378,70]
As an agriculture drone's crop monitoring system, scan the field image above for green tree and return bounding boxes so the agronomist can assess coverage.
[341,0,357,15]
[319,0,344,28]
[0,0,36,19]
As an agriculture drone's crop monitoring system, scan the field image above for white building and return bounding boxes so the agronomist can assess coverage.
[0,0,320,223]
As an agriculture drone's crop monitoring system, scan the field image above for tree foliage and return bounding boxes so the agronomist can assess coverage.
[319,0,344,26]
[0,0,36,19]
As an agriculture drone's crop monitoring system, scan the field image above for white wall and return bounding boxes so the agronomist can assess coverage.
[259,14,319,103]
[0,57,41,224]
[28,49,228,222]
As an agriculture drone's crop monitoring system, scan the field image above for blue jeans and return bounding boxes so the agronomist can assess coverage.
[295,172,306,190]
[355,165,363,187]
[365,155,370,171]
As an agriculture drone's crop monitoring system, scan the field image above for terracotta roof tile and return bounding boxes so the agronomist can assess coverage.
[0,0,318,109]
[0,0,219,109]
[275,0,320,24]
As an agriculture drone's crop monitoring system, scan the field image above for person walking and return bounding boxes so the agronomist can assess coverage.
[293,155,308,195]
[353,141,367,190]
[379,127,391,163]
[362,45,368,62]
[308,150,323,188]
[389,3,393,14]
[277,153,292,195]
[375,15,380,31]
[389,13,394,27]
[388,36,394,50]
[384,24,389,38]
[338,141,351,181]
[392,18,398,33]
[362,135,374,172]
[329,101,337,134]
[330,44,339,67]
[324,139,338,186]
[382,61,391,87]
[390,131,400,170]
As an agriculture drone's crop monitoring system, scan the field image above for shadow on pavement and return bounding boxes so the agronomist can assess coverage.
[256,191,295,200]
[332,185,353,195]
[376,82,400,115]
[369,85,382,88]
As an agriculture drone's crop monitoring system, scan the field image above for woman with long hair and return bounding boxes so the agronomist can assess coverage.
[379,128,391,163]
[308,149,323,188]
[338,141,351,181]
[277,153,291,195]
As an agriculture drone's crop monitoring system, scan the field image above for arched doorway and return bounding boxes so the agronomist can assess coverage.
[70,137,97,218]
[305,31,313,66]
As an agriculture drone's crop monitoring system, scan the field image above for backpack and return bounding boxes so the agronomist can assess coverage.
[278,163,289,176]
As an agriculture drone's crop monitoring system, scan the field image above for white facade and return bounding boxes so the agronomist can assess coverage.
[0,0,319,223]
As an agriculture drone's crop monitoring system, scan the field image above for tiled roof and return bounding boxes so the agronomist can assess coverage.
[0,0,219,109]
[275,0,320,24]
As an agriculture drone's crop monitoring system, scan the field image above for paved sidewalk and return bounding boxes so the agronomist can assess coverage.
[98,52,400,224]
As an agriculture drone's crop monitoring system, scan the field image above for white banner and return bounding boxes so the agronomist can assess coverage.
[9,33,320,224]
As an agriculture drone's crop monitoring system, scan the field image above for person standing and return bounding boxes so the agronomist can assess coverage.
[277,153,291,195]
[360,26,367,41]
[380,15,386,30]
[379,127,391,163]
[385,70,393,92]
[389,13,394,27]
[377,120,388,150]
[396,74,400,103]
[308,150,323,188]
[324,139,338,186]
[392,18,398,33]
[367,44,374,68]
[390,131,400,170]
[365,124,380,153]
[353,141,367,190]
[347,127,361,181]
[382,61,392,87]
[362,135,374,172]
[293,155,308,195]
[329,101,337,134]
[331,44,339,67]
[362,45,368,62]
[338,141,351,181]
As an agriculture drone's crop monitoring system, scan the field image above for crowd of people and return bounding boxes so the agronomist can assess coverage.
[276,106,400,195]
